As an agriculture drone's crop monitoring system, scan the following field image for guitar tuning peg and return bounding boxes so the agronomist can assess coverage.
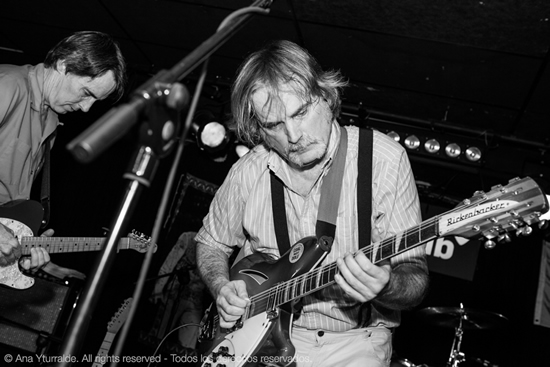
[498,233,511,243]
[484,239,497,250]
[522,226,533,236]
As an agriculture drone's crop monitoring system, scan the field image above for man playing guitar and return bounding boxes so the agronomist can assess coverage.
[195,40,429,367]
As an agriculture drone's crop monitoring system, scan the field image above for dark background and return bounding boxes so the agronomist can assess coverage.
[2,1,550,366]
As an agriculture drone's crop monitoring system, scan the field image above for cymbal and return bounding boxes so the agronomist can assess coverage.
[417,306,508,330]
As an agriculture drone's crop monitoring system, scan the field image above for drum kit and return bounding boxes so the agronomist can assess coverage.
[391,303,508,367]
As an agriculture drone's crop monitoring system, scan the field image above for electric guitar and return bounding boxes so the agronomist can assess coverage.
[198,177,549,367]
[0,200,157,290]
[92,298,133,367]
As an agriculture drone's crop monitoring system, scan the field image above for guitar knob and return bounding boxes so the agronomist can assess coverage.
[484,239,497,250]
[522,226,533,236]
[498,233,511,243]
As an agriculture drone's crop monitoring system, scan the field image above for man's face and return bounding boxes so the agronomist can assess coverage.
[48,62,116,114]
[251,83,333,170]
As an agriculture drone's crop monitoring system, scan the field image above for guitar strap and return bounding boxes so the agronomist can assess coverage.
[357,128,373,250]
[40,132,55,229]
[357,127,373,327]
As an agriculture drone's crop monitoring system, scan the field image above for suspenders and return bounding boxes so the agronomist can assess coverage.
[270,127,373,253]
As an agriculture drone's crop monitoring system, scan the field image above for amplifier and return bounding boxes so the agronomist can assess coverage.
[0,275,82,355]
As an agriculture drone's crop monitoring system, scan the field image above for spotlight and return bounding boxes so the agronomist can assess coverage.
[465,146,482,162]
[387,131,400,142]
[404,135,421,150]
[193,110,230,155]
[424,139,441,154]
[445,143,461,158]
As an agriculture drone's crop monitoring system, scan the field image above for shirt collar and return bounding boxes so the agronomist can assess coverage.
[28,63,48,114]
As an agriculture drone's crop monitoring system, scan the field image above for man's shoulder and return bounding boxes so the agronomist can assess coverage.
[0,64,32,81]
[371,128,406,157]
[0,64,33,95]
[233,144,270,168]
[226,144,271,183]
[344,125,406,157]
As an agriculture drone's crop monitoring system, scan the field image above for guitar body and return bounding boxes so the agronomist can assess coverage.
[199,236,332,367]
[0,200,155,290]
[0,200,44,289]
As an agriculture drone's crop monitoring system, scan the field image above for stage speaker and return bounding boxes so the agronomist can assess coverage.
[0,275,82,355]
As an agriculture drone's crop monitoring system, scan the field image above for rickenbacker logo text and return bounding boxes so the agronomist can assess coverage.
[445,201,511,226]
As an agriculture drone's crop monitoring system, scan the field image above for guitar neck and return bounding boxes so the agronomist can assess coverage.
[20,236,131,255]
[92,333,116,367]
[250,218,439,315]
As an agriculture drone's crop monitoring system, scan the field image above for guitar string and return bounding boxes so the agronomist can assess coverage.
[247,212,443,312]
[19,235,149,254]
[246,192,522,312]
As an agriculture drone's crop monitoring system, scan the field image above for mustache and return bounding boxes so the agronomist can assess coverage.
[287,135,321,154]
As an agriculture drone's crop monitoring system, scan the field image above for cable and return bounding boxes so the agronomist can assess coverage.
[146,323,201,367]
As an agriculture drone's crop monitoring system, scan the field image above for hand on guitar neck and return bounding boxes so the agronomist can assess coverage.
[0,222,50,271]
[0,200,156,289]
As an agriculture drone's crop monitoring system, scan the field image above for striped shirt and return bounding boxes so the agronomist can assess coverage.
[195,122,425,331]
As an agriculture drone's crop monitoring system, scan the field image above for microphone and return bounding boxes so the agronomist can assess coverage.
[66,97,145,163]
[67,75,189,163]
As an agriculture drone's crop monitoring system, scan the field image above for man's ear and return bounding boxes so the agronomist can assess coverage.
[56,60,66,74]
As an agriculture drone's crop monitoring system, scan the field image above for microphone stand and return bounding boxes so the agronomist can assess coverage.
[58,1,274,365]
[58,82,188,366]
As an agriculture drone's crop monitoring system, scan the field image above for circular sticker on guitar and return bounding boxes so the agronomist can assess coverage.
[289,243,304,263]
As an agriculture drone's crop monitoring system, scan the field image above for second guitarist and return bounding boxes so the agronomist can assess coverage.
[0,31,126,274]
[195,40,429,367]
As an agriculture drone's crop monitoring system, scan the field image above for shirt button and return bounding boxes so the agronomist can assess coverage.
[317,331,324,337]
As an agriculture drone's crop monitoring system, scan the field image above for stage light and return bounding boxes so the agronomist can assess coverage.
[465,146,482,162]
[445,143,461,158]
[387,131,401,142]
[192,110,230,155]
[424,139,441,154]
[200,121,227,150]
[404,135,421,150]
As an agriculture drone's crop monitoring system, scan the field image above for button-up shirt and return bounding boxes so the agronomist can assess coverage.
[0,64,59,204]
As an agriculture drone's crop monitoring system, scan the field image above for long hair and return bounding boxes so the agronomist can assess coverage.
[44,31,127,102]
[230,40,348,146]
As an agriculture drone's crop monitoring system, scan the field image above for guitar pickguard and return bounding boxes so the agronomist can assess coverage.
[0,217,35,289]
[202,313,275,367]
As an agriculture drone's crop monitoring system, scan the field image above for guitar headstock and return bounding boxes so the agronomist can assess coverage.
[439,177,549,249]
[128,230,158,253]
[107,297,133,333]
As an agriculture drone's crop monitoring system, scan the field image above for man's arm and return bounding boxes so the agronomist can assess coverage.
[196,242,250,328]
[372,259,429,310]
[335,251,429,310]
[196,242,231,297]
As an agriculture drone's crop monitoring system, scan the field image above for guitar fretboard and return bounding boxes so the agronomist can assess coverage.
[92,332,115,367]
[20,237,132,255]
[249,219,439,317]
